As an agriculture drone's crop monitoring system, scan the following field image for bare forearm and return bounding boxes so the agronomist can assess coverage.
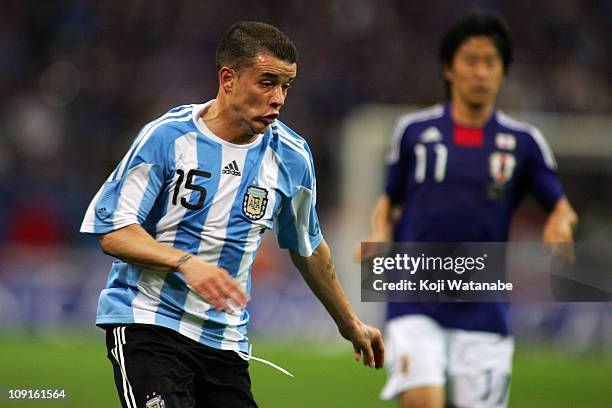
[99,224,189,272]
[290,240,358,332]
[371,195,401,240]
[543,197,578,243]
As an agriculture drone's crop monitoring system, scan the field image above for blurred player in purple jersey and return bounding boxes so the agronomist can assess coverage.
[356,12,577,408]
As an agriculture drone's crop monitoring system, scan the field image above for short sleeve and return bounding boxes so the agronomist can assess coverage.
[523,128,564,211]
[274,147,323,257]
[80,127,168,235]
[384,119,411,205]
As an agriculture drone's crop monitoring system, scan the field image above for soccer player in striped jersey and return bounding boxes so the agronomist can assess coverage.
[356,12,577,408]
[82,21,383,408]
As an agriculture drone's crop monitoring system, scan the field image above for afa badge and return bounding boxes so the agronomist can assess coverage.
[145,394,165,408]
[243,186,268,221]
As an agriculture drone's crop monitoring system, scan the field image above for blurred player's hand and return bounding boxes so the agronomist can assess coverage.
[542,199,579,266]
[339,321,384,369]
[352,233,392,262]
[179,257,249,312]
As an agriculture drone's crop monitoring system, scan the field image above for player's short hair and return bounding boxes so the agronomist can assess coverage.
[439,11,513,97]
[215,21,297,72]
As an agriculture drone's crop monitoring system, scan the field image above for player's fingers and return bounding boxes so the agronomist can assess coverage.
[371,334,385,369]
[354,347,361,362]
[224,278,249,308]
[357,331,375,368]
[203,284,229,311]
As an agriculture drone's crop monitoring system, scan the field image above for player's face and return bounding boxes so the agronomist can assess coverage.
[444,36,504,109]
[228,53,297,135]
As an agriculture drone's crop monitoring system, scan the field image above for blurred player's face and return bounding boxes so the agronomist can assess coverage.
[444,36,504,110]
[227,53,296,135]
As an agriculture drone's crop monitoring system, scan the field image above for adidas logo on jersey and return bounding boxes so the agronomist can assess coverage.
[222,160,241,176]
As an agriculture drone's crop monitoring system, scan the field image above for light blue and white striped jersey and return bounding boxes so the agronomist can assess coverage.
[80,101,323,352]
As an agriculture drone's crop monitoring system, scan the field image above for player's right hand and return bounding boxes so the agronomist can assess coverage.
[178,256,249,312]
[352,233,391,262]
[340,321,385,369]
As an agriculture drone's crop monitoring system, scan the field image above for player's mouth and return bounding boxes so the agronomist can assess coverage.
[259,112,279,125]
[472,84,490,94]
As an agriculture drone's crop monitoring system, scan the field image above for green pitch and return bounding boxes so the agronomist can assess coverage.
[0,334,609,407]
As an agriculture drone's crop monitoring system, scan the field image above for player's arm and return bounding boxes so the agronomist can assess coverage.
[99,224,248,311]
[353,194,402,260]
[542,197,579,264]
[289,239,384,369]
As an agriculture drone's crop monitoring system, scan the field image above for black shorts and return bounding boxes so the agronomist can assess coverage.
[104,324,258,408]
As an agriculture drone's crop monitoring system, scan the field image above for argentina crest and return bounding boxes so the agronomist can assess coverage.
[243,186,268,221]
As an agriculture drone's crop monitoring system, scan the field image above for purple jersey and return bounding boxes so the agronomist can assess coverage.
[384,104,564,334]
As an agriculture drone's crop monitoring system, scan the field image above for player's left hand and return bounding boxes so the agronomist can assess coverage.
[340,321,384,369]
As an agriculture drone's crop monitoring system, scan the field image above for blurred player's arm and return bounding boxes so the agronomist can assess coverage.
[353,194,402,260]
[543,197,578,243]
[99,224,248,311]
[289,239,384,369]
[542,197,578,264]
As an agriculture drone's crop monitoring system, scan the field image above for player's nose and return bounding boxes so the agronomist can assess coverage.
[270,86,285,109]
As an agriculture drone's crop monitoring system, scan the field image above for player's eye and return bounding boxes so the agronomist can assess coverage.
[282,83,292,91]
[260,81,274,88]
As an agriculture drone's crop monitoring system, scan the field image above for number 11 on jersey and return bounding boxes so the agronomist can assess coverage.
[414,143,448,183]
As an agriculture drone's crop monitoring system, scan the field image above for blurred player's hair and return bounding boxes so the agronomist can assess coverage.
[216,21,298,72]
[439,11,513,98]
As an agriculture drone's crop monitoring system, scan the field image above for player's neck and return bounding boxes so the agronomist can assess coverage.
[450,100,494,128]
[200,100,258,145]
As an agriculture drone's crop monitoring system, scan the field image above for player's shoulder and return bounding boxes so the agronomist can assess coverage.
[269,120,314,180]
[495,110,557,167]
[270,120,312,159]
[140,104,198,144]
[395,104,446,133]
[494,110,545,142]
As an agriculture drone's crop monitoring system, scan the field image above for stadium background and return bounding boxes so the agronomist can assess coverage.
[0,1,610,407]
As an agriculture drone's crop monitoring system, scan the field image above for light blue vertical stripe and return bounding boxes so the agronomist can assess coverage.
[97,263,140,322]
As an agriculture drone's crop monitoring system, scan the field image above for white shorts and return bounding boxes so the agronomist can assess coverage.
[381,315,514,408]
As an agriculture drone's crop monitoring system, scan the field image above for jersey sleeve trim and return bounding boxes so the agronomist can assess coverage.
[496,111,557,169]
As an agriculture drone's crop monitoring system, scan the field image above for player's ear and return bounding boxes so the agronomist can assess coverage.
[219,67,234,94]
[442,62,453,82]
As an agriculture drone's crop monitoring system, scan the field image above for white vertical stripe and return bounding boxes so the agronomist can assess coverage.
[290,186,315,257]
[110,163,152,229]
[195,145,248,263]
[119,327,137,408]
[219,146,280,350]
[111,327,136,408]
[132,271,167,324]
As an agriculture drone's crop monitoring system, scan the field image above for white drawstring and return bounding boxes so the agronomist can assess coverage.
[235,345,294,378]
